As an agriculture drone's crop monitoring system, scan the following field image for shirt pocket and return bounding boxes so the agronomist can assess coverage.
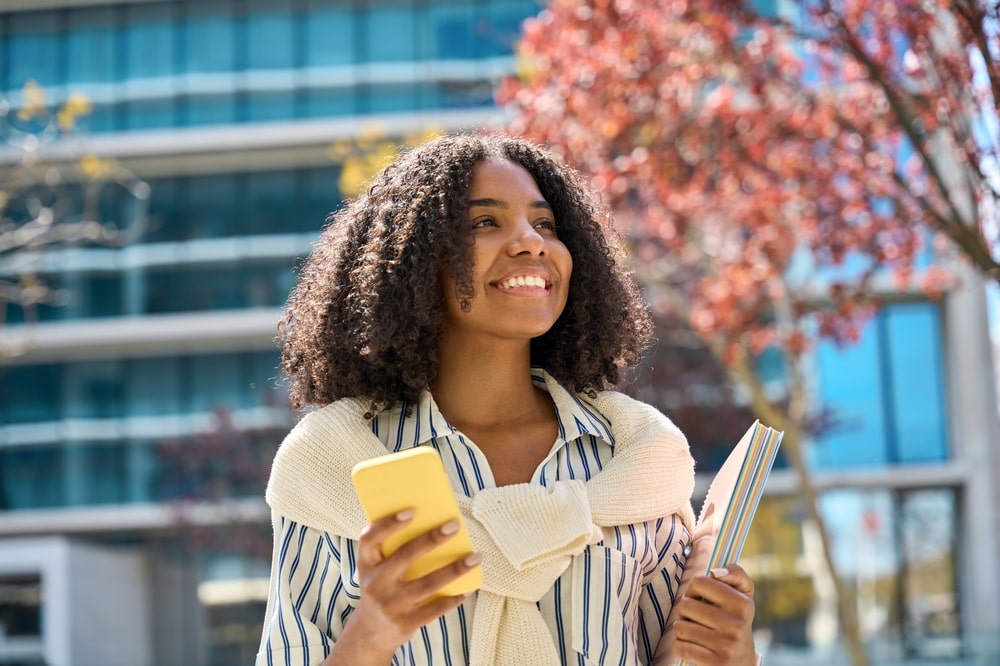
[569,545,645,665]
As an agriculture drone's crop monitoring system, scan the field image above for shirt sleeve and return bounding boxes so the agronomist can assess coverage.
[256,512,355,666]
[635,513,691,663]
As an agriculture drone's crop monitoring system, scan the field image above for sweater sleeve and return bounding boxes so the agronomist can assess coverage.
[256,512,355,666]
[635,513,692,664]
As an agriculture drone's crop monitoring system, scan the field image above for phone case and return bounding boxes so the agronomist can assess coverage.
[350,446,483,597]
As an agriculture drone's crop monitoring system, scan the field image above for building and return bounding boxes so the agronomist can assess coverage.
[0,1,998,665]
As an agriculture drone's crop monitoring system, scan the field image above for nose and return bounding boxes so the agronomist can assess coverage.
[507,221,546,256]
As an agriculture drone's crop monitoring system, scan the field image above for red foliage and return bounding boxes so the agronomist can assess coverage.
[500,0,998,359]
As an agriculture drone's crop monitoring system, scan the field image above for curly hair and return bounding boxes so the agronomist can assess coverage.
[278,133,653,411]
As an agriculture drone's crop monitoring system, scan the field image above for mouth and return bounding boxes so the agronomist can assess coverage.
[495,275,551,292]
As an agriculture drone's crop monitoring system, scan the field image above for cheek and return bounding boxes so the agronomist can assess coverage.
[558,244,573,283]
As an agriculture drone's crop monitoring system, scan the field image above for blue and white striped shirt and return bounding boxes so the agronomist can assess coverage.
[258,371,691,665]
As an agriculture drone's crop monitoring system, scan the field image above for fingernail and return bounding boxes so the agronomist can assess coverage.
[396,509,415,521]
[464,552,483,567]
[440,520,460,535]
[709,567,729,578]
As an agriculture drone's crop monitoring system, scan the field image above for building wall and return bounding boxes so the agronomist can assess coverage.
[0,537,159,666]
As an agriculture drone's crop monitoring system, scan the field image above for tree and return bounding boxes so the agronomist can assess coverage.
[499,1,999,664]
[154,407,289,561]
[0,81,150,354]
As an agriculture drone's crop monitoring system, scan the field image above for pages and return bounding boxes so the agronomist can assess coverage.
[696,420,784,574]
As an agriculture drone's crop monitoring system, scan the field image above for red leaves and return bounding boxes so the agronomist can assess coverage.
[502,0,995,364]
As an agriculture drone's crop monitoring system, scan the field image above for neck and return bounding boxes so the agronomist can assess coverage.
[431,337,546,430]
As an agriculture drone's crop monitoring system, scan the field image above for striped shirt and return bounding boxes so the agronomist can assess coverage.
[258,370,691,665]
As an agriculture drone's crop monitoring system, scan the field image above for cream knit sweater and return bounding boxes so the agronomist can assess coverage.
[266,389,695,665]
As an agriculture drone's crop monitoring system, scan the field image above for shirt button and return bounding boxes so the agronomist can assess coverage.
[683,543,692,557]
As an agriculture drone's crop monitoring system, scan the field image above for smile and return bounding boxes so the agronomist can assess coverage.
[497,275,549,290]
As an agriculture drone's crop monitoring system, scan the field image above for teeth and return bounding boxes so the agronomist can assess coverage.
[500,276,546,289]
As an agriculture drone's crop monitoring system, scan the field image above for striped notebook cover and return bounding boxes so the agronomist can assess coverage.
[676,420,783,666]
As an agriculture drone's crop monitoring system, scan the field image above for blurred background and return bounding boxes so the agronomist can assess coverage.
[0,1,998,665]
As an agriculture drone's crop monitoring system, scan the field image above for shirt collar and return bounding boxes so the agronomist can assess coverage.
[375,368,615,451]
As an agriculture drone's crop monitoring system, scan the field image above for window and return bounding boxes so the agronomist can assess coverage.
[884,303,948,463]
[303,89,356,118]
[145,264,241,313]
[0,447,65,509]
[237,259,296,309]
[124,3,175,80]
[304,1,355,68]
[64,272,123,319]
[244,91,296,123]
[366,3,418,62]
[299,166,342,233]
[368,83,421,113]
[185,172,239,239]
[65,7,116,85]
[183,1,236,74]
[812,301,948,469]
[0,364,60,424]
[246,350,284,408]
[485,0,538,57]
[745,488,961,660]
[0,574,42,638]
[429,1,479,60]
[242,169,299,235]
[245,1,295,70]
[67,442,129,505]
[185,93,237,126]
[188,353,242,413]
[122,3,176,129]
[126,357,183,416]
[6,12,60,91]
[63,360,125,419]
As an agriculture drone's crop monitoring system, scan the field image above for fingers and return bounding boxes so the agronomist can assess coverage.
[683,564,755,612]
[671,564,757,665]
[352,512,481,649]
[357,509,416,572]
[359,511,480,601]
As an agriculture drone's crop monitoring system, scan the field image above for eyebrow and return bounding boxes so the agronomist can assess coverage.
[468,197,552,211]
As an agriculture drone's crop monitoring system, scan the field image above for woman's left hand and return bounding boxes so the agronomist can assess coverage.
[669,564,757,666]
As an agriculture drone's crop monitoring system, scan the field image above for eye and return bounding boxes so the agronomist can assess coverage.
[533,218,556,231]
[472,216,497,228]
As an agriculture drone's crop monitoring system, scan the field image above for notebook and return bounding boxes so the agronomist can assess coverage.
[671,420,783,666]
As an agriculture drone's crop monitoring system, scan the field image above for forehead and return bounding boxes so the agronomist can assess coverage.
[468,159,544,199]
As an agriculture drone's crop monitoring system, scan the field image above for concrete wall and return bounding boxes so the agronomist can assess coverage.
[0,537,152,666]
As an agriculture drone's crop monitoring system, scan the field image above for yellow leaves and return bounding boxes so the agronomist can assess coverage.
[17,80,47,121]
[329,125,445,199]
[79,154,116,181]
[514,46,537,84]
[57,92,93,132]
[14,80,92,131]
[335,140,396,199]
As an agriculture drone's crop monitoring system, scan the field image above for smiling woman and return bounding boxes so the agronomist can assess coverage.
[259,133,760,666]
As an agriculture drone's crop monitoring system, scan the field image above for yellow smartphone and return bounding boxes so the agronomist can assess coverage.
[350,446,483,597]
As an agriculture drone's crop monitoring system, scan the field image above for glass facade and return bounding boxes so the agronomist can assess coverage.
[744,487,961,661]
[0,350,285,510]
[812,301,949,469]
[1,0,537,134]
[2,164,337,325]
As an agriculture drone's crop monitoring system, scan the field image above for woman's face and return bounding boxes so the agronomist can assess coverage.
[440,158,572,345]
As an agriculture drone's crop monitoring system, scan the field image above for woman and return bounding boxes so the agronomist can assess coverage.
[258,134,758,665]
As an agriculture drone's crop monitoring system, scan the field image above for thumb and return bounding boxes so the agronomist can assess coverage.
[709,564,755,597]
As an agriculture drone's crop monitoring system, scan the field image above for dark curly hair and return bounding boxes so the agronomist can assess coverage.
[278,133,653,411]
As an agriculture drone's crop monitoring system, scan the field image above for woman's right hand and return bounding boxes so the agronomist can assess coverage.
[323,509,482,665]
